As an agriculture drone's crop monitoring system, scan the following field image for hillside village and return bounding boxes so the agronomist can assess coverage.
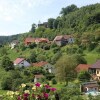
[0,3,100,100]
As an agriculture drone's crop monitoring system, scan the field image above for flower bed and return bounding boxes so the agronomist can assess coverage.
[6,82,58,100]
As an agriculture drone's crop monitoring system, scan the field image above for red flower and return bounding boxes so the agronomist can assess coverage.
[45,84,50,89]
[35,82,41,87]
[23,93,29,100]
[17,96,21,100]
[23,93,29,97]
[43,93,49,99]
[50,88,56,91]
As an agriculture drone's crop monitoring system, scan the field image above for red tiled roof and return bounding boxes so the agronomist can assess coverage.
[25,37,49,44]
[90,60,100,69]
[34,74,44,78]
[25,37,35,43]
[75,64,91,73]
[33,61,48,67]
[54,35,72,41]
[35,38,49,43]
[14,58,25,64]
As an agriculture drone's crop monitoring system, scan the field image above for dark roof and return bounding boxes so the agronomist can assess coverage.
[82,81,99,88]
[90,60,100,69]
[83,84,99,88]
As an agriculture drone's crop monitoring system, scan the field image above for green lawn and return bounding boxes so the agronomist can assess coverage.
[84,53,100,64]
[0,90,7,95]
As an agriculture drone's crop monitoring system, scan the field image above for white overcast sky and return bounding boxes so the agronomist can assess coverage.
[0,0,100,36]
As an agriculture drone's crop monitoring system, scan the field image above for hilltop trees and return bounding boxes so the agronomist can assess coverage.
[48,18,55,29]
[30,23,36,33]
[60,4,78,16]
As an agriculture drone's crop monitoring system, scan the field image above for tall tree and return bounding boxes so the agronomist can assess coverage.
[48,18,55,29]
[60,4,78,16]
[55,55,77,84]
[30,23,36,33]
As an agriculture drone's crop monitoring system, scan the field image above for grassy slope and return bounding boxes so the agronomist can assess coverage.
[7,45,100,64]
[84,53,100,64]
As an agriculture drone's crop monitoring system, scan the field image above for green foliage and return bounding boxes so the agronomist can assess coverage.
[1,56,14,71]
[30,67,45,74]
[48,18,55,29]
[36,54,46,62]
[60,4,78,16]
[28,51,37,63]
[29,43,37,49]
[45,73,55,80]
[59,83,82,100]
[55,55,77,82]
[1,70,29,90]
[19,43,26,51]
[30,23,36,33]
[0,47,7,56]
[52,78,57,84]
[78,71,91,82]
[1,77,12,90]
[72,54,87,64]
[95,45,100,53]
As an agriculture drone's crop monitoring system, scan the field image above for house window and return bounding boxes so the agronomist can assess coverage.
[97,71,99,74]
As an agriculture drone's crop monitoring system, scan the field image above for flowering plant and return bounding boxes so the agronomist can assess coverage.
[6,82,57,100]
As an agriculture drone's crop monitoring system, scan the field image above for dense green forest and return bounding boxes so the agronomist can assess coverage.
[0,3,100,44]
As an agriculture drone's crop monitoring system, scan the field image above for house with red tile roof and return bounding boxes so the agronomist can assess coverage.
[33,61,54,73]
[35,38,49,44]
[14,58,30,67]
[53,35,74,46]
[24,37,49,45]
[24,37,35,46]
[75,64,91,73]
[89,60,100,80]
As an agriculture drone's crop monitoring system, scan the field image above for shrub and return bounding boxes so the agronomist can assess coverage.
[52,78,57,84]
[45,73,55,80]
[1,77,12,90]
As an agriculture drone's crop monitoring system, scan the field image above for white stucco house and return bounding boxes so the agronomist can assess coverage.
[33,61,55,73]
[10,40,19,49]
[14,58,30,67]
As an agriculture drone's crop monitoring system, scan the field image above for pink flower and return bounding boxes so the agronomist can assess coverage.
[45,84,50,89]
[17,96,21,100]
[50,88,56,91]
[43,93,49,99]
[35,82,41,87]
[23,93,29,97]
